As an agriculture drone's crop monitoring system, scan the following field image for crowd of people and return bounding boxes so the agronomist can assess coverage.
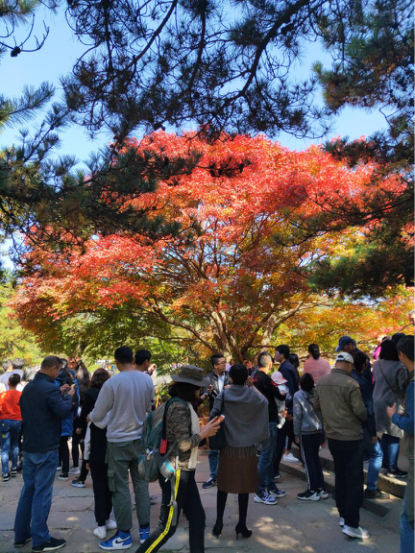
[0,333,413,553]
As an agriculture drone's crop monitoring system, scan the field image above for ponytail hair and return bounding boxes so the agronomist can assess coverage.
[308,344,320,360]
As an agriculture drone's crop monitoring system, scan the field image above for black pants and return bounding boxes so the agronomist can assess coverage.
[300,433,325,492]
[59,436,70,473]
[90,462,112,526]
[71,426,84,468]
[328,438,364,529]
[274,425,286,474]
[284,418,295,450]
[136,470,205,553]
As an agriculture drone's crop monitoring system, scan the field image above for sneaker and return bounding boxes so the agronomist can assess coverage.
[150,495,158,505]
[2,473,10,482]
[56,466,62,472]
[14,537,31,548]
[11,468,17,477]
[106,519,117,530]
[342,525,370,540]
[283,452,299,463]
[69,466,81,475]
[386,468,408,479]
[58,473,69,481]
[268,488,286,498]
[32,537,66,551]
[71,478,86,488]
[139,526,151,544]
[94,527,107,540]
[274,472,281,481]
[254,491,278,505]
[318,489,329,499]
[297,490,320,501]
[99,531,132,550]
[339,517,345,527]
[365,487,390,499]
[202,478,217,489]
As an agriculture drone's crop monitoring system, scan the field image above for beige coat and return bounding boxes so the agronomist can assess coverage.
[314,369,367,441]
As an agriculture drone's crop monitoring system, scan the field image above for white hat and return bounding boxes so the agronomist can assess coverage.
[336,352,354,364]
[271,371,287,385]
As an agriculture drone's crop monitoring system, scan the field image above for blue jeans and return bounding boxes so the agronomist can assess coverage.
[208,449,219,480]
[381,434,400,471]
[363,429,383,490]
[1,419,22,475]
[258,422,278,494]
[401,488,414,553]
[14,449,59,547]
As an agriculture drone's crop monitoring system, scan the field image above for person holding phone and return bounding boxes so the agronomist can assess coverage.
[14,356,75,552]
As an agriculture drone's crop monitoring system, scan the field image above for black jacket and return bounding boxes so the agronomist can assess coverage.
[279,360,299,413]
[81,387,108,464]
[253,371,286,423]
[205,371,230,411]
[20,372,73,453]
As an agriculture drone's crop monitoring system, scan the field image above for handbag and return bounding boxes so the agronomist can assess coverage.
[208,390,226,450]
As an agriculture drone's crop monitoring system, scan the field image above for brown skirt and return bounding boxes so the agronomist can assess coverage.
[217,446,258,494]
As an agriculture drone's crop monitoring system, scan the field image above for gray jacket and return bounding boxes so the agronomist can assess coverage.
[373,359,408,437]
[293,389,323,437]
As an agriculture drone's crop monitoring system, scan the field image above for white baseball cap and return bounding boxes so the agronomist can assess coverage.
[336,352,354,364]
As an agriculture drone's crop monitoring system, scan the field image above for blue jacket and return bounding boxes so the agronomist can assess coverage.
[351,370,376,437]
[55,370,79,437]
[20,372,73,453]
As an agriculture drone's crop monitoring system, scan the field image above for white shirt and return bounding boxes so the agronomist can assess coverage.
[218,374,225,393]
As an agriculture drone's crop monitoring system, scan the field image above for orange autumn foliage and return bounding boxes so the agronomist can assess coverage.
[14,133,408,360]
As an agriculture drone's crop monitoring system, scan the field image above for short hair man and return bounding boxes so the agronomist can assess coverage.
[89,346,154,549]
[134,350,152,372]
[314,352,368,540]
[253,352,286,505]
[202,353,230,489]
[387,336,414,552]
[14,356,75,552]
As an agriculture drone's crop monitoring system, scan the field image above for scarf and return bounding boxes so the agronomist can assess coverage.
[210,384,269,458]
[187,402,200,470]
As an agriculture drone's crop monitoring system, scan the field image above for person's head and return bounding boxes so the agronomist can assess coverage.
[379,339,399,361]
[258,351,273,372]
[229,364,248,385]
[289,353,299,369]
[40,356,63,380]
[391,333,406,346]
[351,350,367,373]
[170,365,210,402]
[300,372,314,392]
[8,373,21,389]
[210,353,226,375]
[114,346,134,370]
[397,336,414,371]
[334,352,354,372]
[11,358,25,371]
[3,360,12,372]
[336,336,356,353]
[274,345,290,363]
[134,349,152,371]
[308,344,320,360]
[75,361,90,384]
[243,358,253,370]
[91,368,111,389]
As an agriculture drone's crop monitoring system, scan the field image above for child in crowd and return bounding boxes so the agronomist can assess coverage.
[0,374,23,481]
[293,373,328,501]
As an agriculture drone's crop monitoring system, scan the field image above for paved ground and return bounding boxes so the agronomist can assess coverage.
[0,453,401,553]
